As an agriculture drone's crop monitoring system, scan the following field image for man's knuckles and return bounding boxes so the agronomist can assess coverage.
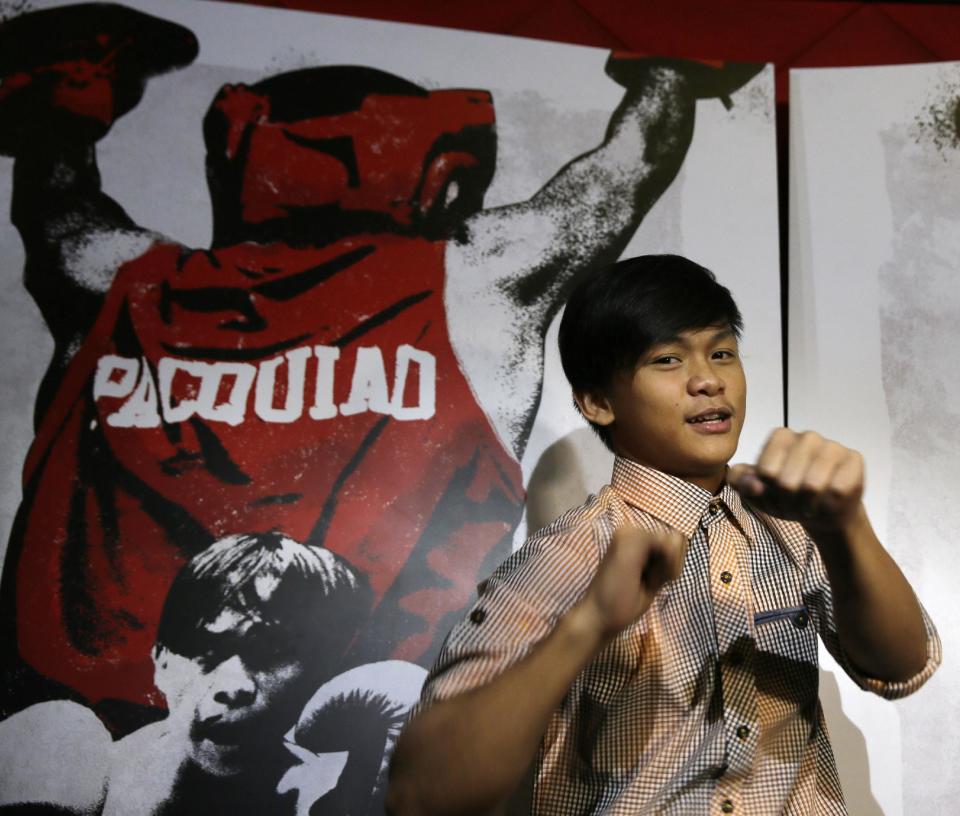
[607,526,684,585]
[759,433,859,487]
[612,525,675,550]
[610,526,652,557]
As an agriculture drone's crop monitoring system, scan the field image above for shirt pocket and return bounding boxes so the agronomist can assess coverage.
[752,606,820,706]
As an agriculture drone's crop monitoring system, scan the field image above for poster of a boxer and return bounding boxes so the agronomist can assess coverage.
[0,0,779,811]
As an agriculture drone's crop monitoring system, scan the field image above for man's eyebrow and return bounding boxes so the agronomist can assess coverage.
[709,327,737,343]
[649,327,737,350]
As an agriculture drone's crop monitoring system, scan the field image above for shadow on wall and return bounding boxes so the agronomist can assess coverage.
[525,428,614,535]
[819,670,883,815]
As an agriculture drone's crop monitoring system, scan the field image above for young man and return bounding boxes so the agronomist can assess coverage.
[386,254,941,815]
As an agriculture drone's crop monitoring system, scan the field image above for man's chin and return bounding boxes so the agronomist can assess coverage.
[192,737,250,777]
[689,441,739,473]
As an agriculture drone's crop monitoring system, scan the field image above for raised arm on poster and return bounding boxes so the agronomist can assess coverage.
[387,255,940,816]
[447,56,762,455]
[1,3,198,423]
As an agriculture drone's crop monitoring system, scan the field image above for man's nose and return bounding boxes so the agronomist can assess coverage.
[687,360,725,396]
[209,654,257,709]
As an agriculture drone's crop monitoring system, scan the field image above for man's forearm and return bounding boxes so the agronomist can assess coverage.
[516,68,695,303]
[13,142,158,357]
[386,604,607,816]
[729,429,930,683]
[812,505,928,682]
[455,67,695,312]
[388,525,687,816]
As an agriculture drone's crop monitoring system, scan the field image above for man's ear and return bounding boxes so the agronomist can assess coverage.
[573,390,615,427]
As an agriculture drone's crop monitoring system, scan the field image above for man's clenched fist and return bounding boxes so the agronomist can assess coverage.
[729,428,865,532]
[578,524,687,641]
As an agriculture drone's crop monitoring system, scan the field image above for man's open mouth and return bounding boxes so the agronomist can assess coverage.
[686,409,731,425]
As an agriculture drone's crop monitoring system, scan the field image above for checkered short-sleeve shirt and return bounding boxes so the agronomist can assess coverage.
[420,457,941,815]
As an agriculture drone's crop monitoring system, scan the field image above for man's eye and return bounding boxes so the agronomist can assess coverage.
[652,355,680,365]
[242,626,294,670]
[197,648,222,669]
[712,349,737,360]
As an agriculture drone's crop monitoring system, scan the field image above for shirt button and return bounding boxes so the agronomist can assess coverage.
[720,570,733,584]
[709,503,719,515]
[736,725,750,740]
[721,799,735,813]
[793,610,809,629]
[469,608,487,625]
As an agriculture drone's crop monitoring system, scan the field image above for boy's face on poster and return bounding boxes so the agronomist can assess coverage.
[599,325,747,490]
[154,602,315,777]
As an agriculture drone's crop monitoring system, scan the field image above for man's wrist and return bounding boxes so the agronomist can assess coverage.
[808,503,878,575]
[561,601,618,658]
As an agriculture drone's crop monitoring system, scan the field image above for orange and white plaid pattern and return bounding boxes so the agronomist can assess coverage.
[421,457,940,815]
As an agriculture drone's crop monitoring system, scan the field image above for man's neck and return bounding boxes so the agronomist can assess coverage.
[613,454,727,495]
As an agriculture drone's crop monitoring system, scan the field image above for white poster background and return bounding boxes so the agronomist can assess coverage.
[791,63,959,815]
[0,0,781,563]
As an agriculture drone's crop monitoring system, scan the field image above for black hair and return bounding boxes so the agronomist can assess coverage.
[154,532,371,668]
[203,66,426,247]
[558,254,743,450]
[202,65,495,246]
[248,66,427,121]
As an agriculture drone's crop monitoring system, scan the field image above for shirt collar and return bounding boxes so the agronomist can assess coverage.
[610,456,755,543]
[610,457,809,568]
[611,457,713,538]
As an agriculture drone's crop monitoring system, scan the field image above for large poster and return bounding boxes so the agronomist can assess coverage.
[790,63,959,815]
[0,0,780,811]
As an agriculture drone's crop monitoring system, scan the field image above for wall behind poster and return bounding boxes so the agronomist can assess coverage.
[0,0,780,811]
[791,63,959,815]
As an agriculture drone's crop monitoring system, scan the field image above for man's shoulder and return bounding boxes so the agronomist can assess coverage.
[512,482,673,567]
[524,484,626,543]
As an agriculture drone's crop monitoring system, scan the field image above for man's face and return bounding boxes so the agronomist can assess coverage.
[584,325,747,492]
[154,590,316,777]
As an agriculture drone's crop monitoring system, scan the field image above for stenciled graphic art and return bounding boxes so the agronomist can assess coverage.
[0,1,779,811]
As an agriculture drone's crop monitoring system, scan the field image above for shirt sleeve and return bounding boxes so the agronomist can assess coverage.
[418,511,604,708]
[803,535,942,700]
